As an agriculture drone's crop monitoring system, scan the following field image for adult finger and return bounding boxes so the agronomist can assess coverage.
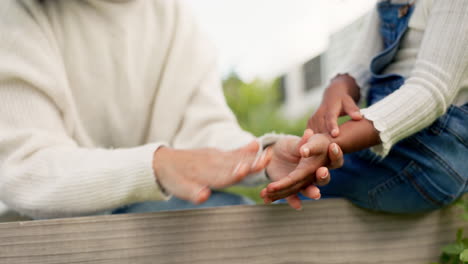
[238,140,260,154]
[215,140,259,186]
[301,185,322,200]
[300,137,329,158]
[286,194,303,210]
[294,129,314,154]
[211,160,251,188]
[328,143,344,169]
[251,146,273,172]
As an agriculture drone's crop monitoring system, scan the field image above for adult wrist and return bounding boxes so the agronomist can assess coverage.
[152,146,173,196]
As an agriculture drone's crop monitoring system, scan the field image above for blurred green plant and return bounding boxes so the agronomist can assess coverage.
[221,73,349,203]
[432,195,468,264]
[223,73,309,137]
[222,74,310,203]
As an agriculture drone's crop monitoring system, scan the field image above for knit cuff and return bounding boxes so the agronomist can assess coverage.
[359,107,394,158]
[129,143,172,203]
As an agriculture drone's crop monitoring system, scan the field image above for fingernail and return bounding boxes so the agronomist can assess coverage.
[232,162,242,176]
[314,191,321,200]
[332,143,339,155]
[332,129,339,136]
[320,172,328,180]
[355,111,362,117]
[296,206,303,211]
[193,187,208,204]
[301,147,310,157]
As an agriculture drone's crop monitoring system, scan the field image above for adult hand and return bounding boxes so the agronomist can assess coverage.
[308,74,362,137]
[153,141,269,204]
[261,130,344,209]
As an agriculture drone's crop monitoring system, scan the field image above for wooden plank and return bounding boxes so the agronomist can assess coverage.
[0,199,465,264]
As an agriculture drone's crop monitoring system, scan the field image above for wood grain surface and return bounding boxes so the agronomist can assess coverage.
[0,199,465,264]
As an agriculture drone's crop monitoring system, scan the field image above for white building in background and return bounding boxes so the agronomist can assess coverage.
[280,15,367,118]
[187,0,376,118]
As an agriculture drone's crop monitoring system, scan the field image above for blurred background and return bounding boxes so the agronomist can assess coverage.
[185,0,376,127]
[182,0,377,201]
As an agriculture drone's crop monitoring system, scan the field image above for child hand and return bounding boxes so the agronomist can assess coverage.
[308,74,362,137]
[261,133,341,203]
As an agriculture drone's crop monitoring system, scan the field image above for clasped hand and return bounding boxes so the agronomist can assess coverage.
[153,130,343,210]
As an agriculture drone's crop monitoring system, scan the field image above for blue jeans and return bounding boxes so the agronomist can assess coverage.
[112,191,254,214]
[318,103,468,213]
[307,2,468,213]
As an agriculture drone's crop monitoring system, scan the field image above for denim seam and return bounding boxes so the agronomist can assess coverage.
[368,160,455,211]
[458,104,468,114]
[368,161,412,210]
[412,136,464,185]
[403,169,445,207]
[445,126,468,148]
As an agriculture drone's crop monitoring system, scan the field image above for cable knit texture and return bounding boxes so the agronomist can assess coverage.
[0,0,280,219]
[342,0,467,157]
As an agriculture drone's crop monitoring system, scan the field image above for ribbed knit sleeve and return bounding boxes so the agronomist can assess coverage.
[0,3,168,219]
[360,0,468,157]
[0,84,169,220]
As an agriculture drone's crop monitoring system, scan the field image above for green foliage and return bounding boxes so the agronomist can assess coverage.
[223,73,310,137]
[222,74,312,203]
[435,196,468,264]
[221,74,351,203]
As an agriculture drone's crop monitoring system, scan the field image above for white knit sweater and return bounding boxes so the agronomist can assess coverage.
[0,0,277,219]
[345,0,468,156]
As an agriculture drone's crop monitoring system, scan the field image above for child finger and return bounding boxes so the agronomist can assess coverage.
[315,167,330,186]
[286,194,303,210]
[326,120,339,138]
[266,178,313,201]
[328,143,344,169]
[325,110,340,137]
[343,97,362,120]
[266,167,309,192]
